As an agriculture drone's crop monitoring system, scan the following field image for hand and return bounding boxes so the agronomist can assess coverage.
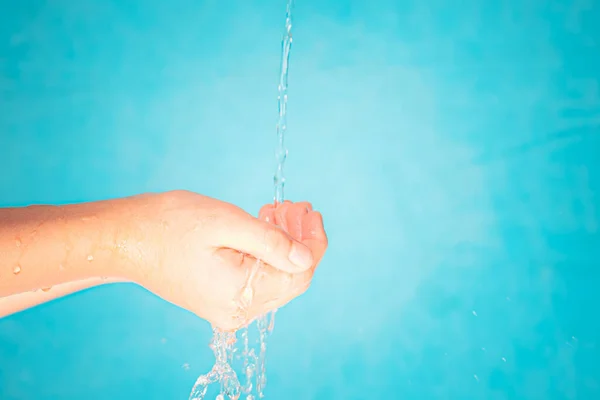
[127,191,328,330]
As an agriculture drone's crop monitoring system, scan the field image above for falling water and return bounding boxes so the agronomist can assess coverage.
[189,1,295,399]
[240,0,295,396]
[272,0,294,205]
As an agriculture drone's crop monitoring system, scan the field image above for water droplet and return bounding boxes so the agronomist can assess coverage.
[161,338,167,344]
[87,255,94,261]
[481,347,486,351]
[182,363,190,371]
[41,287,52,292]
[474,374,479,382]
[501,357,507,362]
[472,310,478,317]
[13,265,21,274]
[15,238,21,247]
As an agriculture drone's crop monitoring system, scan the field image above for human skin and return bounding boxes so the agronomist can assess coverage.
[0,190,328,330]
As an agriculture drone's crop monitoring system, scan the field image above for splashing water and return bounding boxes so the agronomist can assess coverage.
[189,1,294,399]
[189,329,241,400]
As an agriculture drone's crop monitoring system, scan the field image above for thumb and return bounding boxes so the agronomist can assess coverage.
[213,212,314,273]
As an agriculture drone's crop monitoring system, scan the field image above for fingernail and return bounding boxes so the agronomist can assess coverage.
[288,242,314,270]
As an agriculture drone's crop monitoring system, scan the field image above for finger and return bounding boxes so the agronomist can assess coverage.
[272,200,300,232]
[213,212,314,273]
[301,211,328,268]
[261,202,323,268]
[276,202,312,240]
[248,261,312,316]
[213,248,312,318]
[214,247,311,296]
[258,204,276,223]
[273,201,292,231]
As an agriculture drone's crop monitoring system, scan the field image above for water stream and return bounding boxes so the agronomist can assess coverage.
[189,1,295,398]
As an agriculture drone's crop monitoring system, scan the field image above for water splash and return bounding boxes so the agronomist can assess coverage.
[189,329,241,400]
[189,0,295,398]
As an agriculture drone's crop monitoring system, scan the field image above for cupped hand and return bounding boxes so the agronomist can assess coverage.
[128,191,327,330]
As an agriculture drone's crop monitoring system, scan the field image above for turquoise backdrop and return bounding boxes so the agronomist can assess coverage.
[1,0,599,399]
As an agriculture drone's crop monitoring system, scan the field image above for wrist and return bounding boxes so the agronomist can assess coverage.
[59,202,126,281]
[108,194,164,286]
[57,196,151,282]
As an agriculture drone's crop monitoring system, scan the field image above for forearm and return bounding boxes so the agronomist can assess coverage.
[0,198,142,298]
[0,277,125,318]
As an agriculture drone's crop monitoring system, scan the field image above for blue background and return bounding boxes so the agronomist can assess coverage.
[1,0,599,398]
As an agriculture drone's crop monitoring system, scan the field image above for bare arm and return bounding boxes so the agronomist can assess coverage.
[0,197,142,316]
[0,277,124,317]
[0,191,327,330]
